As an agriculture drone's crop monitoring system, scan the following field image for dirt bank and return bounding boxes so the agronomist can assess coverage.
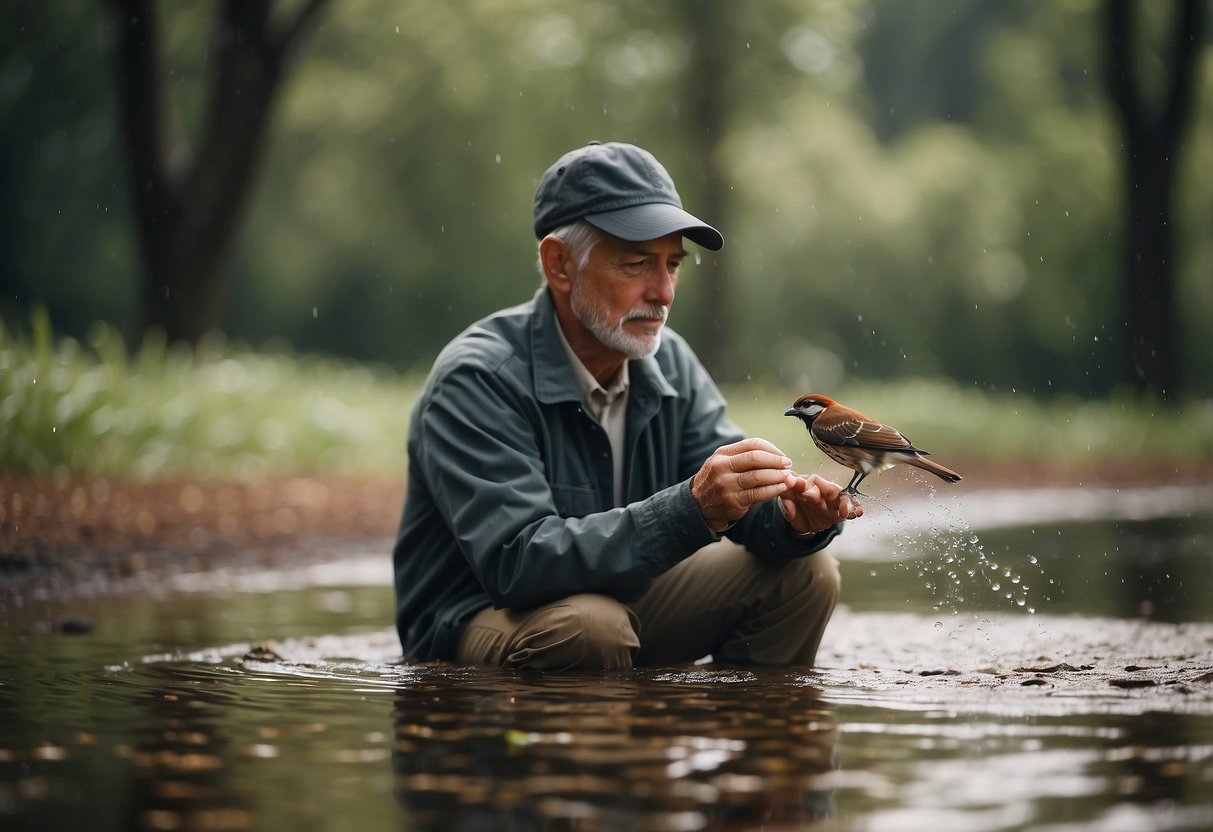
[2,459,1209,604]
[0,474,403,603]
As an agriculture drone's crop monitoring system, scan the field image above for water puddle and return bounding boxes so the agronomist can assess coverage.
[2,487,1211,831]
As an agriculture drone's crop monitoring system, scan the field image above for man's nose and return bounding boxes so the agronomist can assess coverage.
[646,267,676,305]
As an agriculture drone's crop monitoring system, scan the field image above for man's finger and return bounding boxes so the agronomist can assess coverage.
[780,496,795,522]
[808,474,841,500]
[737,468,795,490]
[727,449,793,473]
[741,481,791,504]
[724,437,787,456]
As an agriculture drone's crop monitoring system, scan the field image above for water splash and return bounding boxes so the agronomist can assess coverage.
[884,491,1047,617]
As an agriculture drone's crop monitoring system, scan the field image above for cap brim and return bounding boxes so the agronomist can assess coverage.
[585,203,723,251]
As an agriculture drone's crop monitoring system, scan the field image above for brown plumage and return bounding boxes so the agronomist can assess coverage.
[784,393,961,495]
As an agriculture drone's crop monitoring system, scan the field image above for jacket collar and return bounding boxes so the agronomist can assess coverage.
[530,287,676,406]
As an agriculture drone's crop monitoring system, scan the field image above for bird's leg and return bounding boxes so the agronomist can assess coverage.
[844,471,870,497]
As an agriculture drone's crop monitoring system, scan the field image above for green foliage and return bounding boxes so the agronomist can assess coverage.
[2,1,1211,393]
[4,308,1207,481]
[0,309,418,480]
[727,378,1213,472]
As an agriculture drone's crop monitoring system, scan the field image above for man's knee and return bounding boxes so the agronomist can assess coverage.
[796,551,841,607]
[770,551,841,631]
[507,594,639,672]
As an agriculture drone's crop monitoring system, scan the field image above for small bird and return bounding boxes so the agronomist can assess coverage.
[784,393,961,495]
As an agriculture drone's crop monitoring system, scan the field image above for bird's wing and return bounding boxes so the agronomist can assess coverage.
[816,417,918,452]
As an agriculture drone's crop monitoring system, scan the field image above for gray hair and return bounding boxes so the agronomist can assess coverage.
[536,219,604,281]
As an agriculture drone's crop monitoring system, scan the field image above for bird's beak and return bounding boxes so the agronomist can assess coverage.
[783,407,798,417]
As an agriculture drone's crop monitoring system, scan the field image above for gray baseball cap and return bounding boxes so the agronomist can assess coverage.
[532,141,724,251]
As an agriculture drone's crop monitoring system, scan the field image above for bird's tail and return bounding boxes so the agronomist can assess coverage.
[905,455,962,483]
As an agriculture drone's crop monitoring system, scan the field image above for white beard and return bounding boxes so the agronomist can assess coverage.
[570,279,667,360]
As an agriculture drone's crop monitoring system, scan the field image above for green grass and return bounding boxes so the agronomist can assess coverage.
[3,309,1210,481]
[1,309,422,480]
[725,379,1213,472]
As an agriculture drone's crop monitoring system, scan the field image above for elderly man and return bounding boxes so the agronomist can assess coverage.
[393,141,860,671]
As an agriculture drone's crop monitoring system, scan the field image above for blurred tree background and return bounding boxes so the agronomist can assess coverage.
[2,0,1211,400]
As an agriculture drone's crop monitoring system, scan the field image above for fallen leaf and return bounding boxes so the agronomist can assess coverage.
[1013,663,1093,673]
[242,643,284,662]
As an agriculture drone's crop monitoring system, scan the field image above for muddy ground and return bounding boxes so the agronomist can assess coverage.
[1,459,1209,604]
[0,474,403,602]
[3,464,1212,711]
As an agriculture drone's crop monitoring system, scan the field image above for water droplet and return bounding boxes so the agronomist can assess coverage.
[1028,555,1038,564]
[934,621,943,630]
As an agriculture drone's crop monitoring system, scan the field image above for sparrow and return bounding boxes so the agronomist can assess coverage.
[784,393,961,495]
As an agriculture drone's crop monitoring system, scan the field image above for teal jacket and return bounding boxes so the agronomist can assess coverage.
[393,287,840,660]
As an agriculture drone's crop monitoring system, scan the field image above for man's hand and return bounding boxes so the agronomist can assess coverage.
[779,474,863,535]
[691,438,799,533]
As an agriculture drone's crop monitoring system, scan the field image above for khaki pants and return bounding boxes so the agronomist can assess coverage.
[455,541,840,671]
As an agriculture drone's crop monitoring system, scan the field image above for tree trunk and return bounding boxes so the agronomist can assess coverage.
[109,0,327,345]
[684,0,733,380]
[1103,0,1204,397]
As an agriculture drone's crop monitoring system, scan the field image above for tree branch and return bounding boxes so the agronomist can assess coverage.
[108,0,176,228]
[1102,0,1141,134]
[1161,0,1205,142]
[174,2,277,251]
[274,0,330,60]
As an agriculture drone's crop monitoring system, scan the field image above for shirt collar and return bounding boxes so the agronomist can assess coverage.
[530,286,675,404]
[554,316,629,409]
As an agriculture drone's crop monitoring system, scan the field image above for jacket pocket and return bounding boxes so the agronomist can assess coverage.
[550,483,599,518]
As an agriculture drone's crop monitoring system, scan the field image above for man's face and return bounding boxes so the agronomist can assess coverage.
[568,231,686,360]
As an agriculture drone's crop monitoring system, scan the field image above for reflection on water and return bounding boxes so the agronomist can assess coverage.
[2,503,1212,831]
[391,666,836,831]
[842,507,1213,624]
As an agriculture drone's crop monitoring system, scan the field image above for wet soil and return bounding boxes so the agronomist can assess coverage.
[817,607,1213,710]
[0,474,403,603]
[1,459,1208,604]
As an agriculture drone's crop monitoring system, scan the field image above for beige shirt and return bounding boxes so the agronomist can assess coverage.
[556,324,630,507]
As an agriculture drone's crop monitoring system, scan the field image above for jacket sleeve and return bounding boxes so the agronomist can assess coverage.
[414,363,718,610]
[672,350,843,562]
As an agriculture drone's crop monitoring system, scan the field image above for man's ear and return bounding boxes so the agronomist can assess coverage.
[539,235,574,296]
